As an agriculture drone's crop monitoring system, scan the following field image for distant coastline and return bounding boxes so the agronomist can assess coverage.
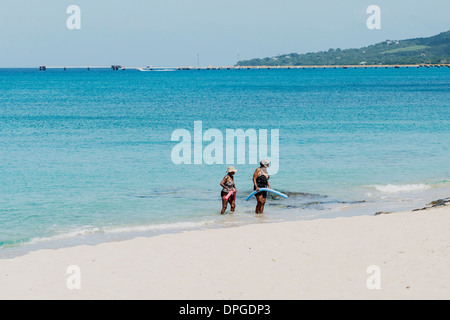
[22,63,450,71]
[238,31,450,67]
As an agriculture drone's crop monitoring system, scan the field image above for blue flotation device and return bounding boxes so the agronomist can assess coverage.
[245,188,288,201]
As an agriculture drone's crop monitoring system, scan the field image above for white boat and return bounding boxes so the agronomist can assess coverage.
[138,66,177,72]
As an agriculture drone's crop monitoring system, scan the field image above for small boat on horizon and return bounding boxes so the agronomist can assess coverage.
[138,66,177,72]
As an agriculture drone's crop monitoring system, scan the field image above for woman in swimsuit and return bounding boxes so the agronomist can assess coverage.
[220,166,237,214]
[253,159,271,214]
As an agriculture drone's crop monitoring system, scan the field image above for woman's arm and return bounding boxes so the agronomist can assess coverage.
[220,175,231,191]
[253,169,260,191]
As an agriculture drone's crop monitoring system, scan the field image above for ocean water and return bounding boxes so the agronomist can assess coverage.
[1,67,449,257]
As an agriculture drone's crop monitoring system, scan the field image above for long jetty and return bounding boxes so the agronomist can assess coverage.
[38,64,450,71]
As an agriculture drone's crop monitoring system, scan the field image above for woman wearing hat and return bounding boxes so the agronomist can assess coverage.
[253,159,271,214]
[220,166,237,214]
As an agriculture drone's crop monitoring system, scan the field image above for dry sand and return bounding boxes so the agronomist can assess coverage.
[0,205,449,300]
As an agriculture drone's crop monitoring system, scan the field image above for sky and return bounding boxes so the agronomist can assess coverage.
[0,0,449,67]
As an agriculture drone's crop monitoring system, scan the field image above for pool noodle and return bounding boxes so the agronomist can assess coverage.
[245,188,288,201]
[225,190,236,201]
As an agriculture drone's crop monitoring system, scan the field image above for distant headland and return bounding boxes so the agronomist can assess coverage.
[237,31,450,66]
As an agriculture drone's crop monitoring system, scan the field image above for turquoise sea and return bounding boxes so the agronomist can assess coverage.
[1,67,449,257]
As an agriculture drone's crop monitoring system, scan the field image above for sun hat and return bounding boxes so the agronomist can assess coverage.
[227,166,238,173]
[260,159,270,168]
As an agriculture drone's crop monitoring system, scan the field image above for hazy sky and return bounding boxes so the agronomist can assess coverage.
[0,0,449,67]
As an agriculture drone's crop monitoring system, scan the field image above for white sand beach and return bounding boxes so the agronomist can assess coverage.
[0,204,449,300]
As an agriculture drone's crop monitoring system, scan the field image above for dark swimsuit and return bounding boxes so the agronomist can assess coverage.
[254,168,270,198]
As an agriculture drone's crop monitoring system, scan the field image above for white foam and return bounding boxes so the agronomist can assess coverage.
[373,184,430,193]
[105,221,206,234]
[26,221,207,246]
[28,227,101,245]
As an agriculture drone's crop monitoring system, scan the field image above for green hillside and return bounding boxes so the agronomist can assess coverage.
[237,31,450,66]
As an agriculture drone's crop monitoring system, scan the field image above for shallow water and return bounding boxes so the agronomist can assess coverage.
[0,67,449,257]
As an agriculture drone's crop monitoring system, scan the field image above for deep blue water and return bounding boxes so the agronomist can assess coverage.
[1,67,449,256]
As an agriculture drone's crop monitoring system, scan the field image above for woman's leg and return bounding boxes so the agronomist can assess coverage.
[259,196,267,214]
[255,194,265,214]
[229,198,236,212]
[221,195,228,214]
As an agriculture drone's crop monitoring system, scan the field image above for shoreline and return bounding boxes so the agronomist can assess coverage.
[1,189,447,260]
[0,198,449,299]
[1,64,449,71]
